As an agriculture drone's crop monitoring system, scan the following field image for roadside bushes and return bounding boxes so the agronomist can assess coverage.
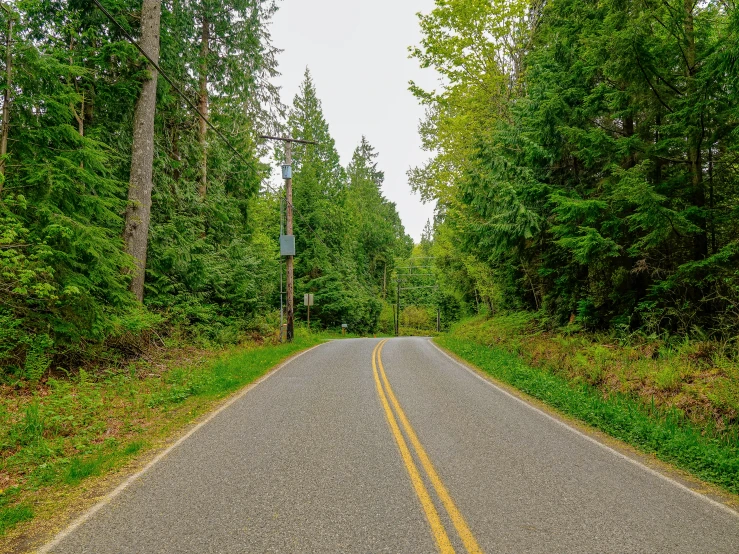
[449,315,739,430]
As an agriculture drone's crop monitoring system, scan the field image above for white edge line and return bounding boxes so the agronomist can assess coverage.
[427,339,739,519]
[36,342,326,553]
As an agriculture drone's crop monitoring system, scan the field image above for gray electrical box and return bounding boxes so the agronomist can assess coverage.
[281,164,292,179]
[280,234,295,256]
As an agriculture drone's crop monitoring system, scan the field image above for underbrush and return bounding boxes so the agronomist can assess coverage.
[451,315,739,429]
[438,316,739,494]
[0,330,324,537]
[0,307,289,388]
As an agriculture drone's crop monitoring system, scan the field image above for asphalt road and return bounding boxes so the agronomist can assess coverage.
[45,338,739,553]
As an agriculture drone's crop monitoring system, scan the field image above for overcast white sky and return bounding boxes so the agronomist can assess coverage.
[269,0,438,243]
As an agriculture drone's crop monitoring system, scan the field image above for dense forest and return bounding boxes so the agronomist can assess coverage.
[2,0,739,544]
[2,0,739,381]
[413,0,739,339]
[0,0,412,378]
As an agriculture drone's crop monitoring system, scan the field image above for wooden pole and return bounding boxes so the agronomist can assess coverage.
[285,140,294,342]
[279,197,284,342]
[258,134,316,342]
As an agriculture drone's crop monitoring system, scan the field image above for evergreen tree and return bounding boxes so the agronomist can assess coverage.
[411,0,739,336]
[0,1,140,375]
[0,0,283,372]
[287,72,411,332]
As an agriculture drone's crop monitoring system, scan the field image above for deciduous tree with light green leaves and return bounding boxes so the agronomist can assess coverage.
[411,0,739,337]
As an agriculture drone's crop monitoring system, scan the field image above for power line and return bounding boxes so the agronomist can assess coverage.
[89,1,322,244]
[89,0,400,311]
[91,0,258,177]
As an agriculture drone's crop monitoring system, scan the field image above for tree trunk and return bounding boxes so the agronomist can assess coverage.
[198,15,209,199]
[684,0,707,261]
[708,145,716,255]
[73,90,84,169]
[74,92,84,136]
[124,0,161,302]
[653,110,662,186]
[0,16,13,185]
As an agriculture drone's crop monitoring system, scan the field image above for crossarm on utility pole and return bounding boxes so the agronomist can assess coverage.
[259,135,317,146]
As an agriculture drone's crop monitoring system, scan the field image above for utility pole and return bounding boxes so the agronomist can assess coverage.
[279,196,284,342]
[395,256,438,336]
[284,140,294,341]
[260,134,317,342]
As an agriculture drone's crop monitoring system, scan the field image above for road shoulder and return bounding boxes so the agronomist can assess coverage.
[2,340,327,554]
[430,338,739,516]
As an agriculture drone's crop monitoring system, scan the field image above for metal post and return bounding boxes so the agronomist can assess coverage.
[437,307,440,333]
[285,140,294,342]
[395,279,400,336]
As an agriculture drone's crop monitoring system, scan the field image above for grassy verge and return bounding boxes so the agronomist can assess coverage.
[0,332,326,540]
[436,317,739,496]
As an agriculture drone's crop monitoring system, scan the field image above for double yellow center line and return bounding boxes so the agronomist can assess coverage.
[372,339,483,554]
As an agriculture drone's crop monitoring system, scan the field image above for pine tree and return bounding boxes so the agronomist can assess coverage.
[286,72,411,332]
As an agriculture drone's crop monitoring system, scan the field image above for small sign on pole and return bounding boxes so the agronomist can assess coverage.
[341,323,348,336]
[304,294,314,330]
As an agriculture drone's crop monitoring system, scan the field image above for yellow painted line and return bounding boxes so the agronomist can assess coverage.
[377,340,484,554]
[372,340,455,554]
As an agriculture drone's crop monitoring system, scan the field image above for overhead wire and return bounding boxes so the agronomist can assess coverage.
[90,0,257,176]
[90,0,392,300]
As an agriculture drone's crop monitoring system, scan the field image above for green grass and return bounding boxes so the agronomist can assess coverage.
[0,488,33,535]
[436,334,739,495]
[0,333,326,537]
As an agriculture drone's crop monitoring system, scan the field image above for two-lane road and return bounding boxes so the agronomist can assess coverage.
[44,338,739,553]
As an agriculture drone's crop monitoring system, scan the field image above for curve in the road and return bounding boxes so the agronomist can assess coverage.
[374,339,483,554]
[37,337,739,553]
[429,340,739,521]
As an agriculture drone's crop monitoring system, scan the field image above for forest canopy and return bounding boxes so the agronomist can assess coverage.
[2,0,738,380]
